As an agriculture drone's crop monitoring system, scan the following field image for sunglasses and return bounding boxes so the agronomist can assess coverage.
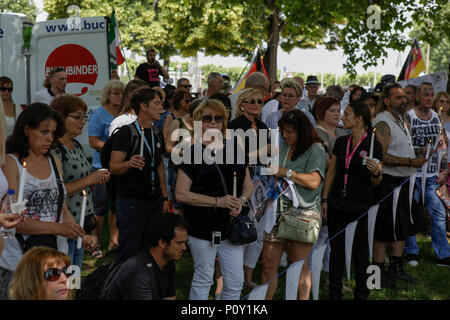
[0,87,13,92]
[44,266,73,281]
[202,114,224,123]
[243,98,263,105]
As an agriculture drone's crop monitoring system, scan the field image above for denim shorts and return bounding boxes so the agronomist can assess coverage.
[93,184,116,217]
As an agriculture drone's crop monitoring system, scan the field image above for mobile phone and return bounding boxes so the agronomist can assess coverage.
[212,231,221,247]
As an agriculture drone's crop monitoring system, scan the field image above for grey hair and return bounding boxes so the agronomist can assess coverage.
[280,78,302,97]
[207,72,222,86]
[245,72,269,88]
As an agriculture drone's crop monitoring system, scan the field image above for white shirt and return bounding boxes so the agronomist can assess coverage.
[260,99,281,124]
[32,88,54,105]
[108,113,137,136]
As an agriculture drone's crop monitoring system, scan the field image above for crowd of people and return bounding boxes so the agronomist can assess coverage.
[0,53,449,301]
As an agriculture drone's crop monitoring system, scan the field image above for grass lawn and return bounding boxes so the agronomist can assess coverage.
[81,218,449,300]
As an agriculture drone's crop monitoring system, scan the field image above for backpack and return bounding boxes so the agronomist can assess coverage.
[100,123,140,197]
[76,262,123,300]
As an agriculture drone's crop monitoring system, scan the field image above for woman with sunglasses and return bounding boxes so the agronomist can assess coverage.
[50,94,110,269]
[176,99,254,300]
[261,109,326,300]
[9,246,73,300]
[0,77,19,137]
[0,103,84,300]
[228,88,268,289]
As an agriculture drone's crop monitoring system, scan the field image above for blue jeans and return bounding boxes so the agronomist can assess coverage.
[115,196,162,263]
[405,176,450,260]
[67,239,85,269]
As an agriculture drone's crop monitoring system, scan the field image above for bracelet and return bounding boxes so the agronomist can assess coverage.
[372,170,381,178]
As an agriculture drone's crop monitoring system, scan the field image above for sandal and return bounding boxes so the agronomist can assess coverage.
[91,246,103,259]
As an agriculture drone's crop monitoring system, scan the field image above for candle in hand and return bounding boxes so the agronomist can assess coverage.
[369,128,376,159]
[18,161,27,203]
[233,171,237,197]
[139,126,144,157]
[77,190,87,249]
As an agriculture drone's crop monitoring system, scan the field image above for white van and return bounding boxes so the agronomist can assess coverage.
[0,13,111,158]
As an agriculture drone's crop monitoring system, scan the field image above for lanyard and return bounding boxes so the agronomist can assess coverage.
[343,133,367,197]
[134,121,156,190]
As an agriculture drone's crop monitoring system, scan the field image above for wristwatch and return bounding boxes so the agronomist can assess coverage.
[285,169,293,179]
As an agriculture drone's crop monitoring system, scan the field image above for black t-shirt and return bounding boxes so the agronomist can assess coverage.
[111,124,165,200]
[135,62,163,87]
[178,142,247,241]
[329,133,383,212]
[105,250,176,300]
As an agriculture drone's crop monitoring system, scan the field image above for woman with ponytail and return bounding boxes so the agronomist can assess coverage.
[321,101,383,300]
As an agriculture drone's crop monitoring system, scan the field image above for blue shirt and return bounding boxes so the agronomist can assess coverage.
[88,106,115,169]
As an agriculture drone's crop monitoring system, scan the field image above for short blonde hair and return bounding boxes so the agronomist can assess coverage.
[281,78,302,97]
[432,91,450,114]
[235,88,262,118]
[101,80,125,106]
[9,246,72,300]
[152,86,165,101]
[193,99,228,136]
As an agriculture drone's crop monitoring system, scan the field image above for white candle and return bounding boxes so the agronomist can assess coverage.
[369,128,376,159]
[425,139,431,160]
[77,190,87,249]
[439,107,442,117]
[17,161,27,203]
[139,126,144,157]
[233,171,237,197]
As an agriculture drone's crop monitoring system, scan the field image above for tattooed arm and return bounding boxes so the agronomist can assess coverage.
[374,121,427,168]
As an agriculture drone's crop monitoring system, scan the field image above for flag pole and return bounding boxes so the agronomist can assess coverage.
[426,43,430,75]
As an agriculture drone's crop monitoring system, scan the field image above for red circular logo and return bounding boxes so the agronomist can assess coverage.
[45,44,98,96]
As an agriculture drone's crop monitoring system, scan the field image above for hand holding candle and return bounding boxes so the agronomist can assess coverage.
[369,128,376,159]
[233,171,237,197]
[77,190,87,249]
[139,126,144,157]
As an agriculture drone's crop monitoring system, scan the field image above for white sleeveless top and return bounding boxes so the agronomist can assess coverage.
[0,155,67,271]
[408,109,441,177]
[373,111,416,177]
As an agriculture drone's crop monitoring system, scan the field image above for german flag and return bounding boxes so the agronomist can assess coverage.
[398,39,426,81]
[233,48,269,94]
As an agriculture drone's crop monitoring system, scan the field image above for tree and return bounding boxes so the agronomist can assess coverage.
[0,0,37,22]
[43,0,177,66]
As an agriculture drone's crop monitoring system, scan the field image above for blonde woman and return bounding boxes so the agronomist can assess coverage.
[176,99,254,300]
[9,246,73,300]
[88,79,125,257]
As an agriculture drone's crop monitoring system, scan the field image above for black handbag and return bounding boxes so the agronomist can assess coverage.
[214,163,257,245]
[16,154,64,253]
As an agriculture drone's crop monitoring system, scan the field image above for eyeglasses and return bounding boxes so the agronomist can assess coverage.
[44,266,73,281]
[0,87,13,92]
[281,93,297,99]
[68,114,88,122]
[181,85,192,88]
[202,114,224,123]
[243,98,263,105]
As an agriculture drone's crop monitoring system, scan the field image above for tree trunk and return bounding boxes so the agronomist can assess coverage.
[266,0,279,86]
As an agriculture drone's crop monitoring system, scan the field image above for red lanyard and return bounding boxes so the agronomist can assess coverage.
[343,133,367,197]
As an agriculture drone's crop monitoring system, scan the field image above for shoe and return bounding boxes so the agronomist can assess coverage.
[405,254,419,267]
[280,252,288,267]
[374,262,396,290]
[91,246,103,259]
[388,256,418,283]
[434,257,450,267]
[342,285,352,295]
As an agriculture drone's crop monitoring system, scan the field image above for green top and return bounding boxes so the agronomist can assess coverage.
[50,141,94,223]
[278,142,326,213]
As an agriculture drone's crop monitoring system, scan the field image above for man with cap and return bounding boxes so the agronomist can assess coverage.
[299,75,320,113]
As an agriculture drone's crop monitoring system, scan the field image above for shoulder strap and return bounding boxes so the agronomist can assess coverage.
[213,163,228,195]
[53,140,68,162]
[49,154,64,223]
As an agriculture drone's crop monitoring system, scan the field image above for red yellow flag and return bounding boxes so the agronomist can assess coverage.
[398,39,426,81]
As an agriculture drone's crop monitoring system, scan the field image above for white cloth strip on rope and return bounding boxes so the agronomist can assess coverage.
[311,244,327,300]
[285,259,305,300]
[367,204,379,260]
[409,172,417,225]
[345,221,358,282]
[392,186,401,242]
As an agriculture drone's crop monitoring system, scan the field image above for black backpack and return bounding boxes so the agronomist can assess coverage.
[76,262,123,300]
[100,123,140,197]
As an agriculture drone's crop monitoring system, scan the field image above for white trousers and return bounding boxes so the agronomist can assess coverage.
[243,240,263,269]
[188,236,244,300]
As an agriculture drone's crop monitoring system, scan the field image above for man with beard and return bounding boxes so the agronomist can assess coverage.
[33,67,67,104]
[372,83,427,288]
[405,82,450,267]
[105,213,188,300]
[135,48,170,87]
[404,85,417,112]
